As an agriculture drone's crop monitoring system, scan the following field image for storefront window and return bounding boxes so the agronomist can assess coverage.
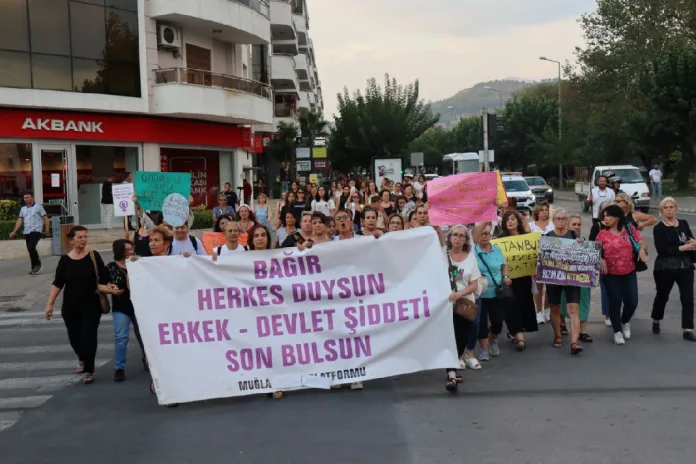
[75,145,138,225]
[0,143,33,201]
[161,148,221,209]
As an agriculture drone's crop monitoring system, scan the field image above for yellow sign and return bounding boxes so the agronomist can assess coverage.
[312,147,327,159]
[491,232,541,279]
[495,170,507,205]
[309,174,318,184]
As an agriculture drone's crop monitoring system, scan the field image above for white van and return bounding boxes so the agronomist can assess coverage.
[575,165,650,212]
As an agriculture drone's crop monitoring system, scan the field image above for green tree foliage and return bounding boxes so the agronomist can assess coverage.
[298,110,329,139]
[265,121,298,163]
[328,74,439,171]
[639,46,696,189]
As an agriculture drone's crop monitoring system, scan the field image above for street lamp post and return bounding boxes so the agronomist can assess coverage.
[483,86,503,109]
[539,56,563,186]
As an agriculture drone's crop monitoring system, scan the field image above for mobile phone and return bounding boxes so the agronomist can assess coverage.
[292,232,305,244]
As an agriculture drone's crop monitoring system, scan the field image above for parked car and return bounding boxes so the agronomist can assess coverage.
[502,175,536,213]
[524,176,554,203]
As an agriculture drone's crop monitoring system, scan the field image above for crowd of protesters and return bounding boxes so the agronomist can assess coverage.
[40,171,695,401]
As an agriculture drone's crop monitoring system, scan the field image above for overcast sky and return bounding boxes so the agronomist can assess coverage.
[309,0,597,119]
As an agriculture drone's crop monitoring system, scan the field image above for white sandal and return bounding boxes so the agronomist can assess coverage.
[464,354,481,370]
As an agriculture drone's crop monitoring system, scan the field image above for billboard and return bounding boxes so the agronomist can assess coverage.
[373,158,403,187]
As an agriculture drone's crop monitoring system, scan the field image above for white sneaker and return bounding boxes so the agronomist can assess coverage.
[464,354,481,370]
[622,323,631,340]
[604,318,612,327]
[536,311,545,324]
[544,308,551,322]
[614,332,626,345]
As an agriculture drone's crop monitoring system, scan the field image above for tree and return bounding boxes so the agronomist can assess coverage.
[496,95,558,170]
[265,121,299,163]
[406,127,454,167]
[298,110,329,139]
[328,74,439,170]
[639,46,696,189]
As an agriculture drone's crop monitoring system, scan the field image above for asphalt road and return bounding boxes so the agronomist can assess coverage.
[0,198,695,464]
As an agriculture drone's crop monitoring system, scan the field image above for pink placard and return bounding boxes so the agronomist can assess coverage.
[428,172,498,226]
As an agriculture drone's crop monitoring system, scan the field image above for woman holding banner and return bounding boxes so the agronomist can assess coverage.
[445,225,485,392]
[530,202,553,325]
[561,214,593,343]
[498,211,539,350]
[545,209,584,355]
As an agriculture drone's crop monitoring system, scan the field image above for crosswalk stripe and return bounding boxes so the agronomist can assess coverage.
[0,344,113,355]
[0,359,110,371]
[0,412,21,432]
[0,374,83,391]
[0,312,46,319]
[0,396,52,409]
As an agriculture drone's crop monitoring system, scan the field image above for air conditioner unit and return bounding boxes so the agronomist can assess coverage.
[158,25,181,49]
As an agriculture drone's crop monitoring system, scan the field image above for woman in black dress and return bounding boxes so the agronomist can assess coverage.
[45,226,122,384]
[498,211,538,350]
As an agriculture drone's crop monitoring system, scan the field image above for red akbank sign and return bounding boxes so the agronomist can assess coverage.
[0,108,253,149]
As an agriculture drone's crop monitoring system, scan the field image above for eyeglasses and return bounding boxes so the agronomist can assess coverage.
[336,216,350,222]
[554,217,568,221]
[451,233,467,238]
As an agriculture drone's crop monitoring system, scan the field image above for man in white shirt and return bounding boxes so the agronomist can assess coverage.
[586,175,615,239]
[648,164,663,201]
[170,222,207,256]
[9,192,49,275]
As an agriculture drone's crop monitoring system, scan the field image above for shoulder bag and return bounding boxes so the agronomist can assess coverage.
[89,251,111,314]
[478,249,515,301]
[446,253,478,321]
[625,224,648,272]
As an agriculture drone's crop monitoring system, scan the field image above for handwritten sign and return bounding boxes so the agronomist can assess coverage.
[536,236,601,288]
[112,183,135,217]
[134,171,191,211]
[427,172,498,226]
[202,232,226,255]
[127,227,456,404]
[162,193,189,227]
[491,232,541,279]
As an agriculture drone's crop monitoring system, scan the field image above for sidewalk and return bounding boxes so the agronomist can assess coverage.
[554,189,696,214]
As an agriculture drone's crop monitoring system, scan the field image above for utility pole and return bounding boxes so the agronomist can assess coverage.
[483,107,489,172]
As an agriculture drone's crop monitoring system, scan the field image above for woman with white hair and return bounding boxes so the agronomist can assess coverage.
[444,225,485,392]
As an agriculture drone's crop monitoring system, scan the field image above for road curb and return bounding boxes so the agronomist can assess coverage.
[555,195,696,215]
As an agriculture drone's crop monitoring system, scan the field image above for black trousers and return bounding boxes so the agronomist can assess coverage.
[24,232,42,268]
[478,298,505,339]
[63,307,102,373]
[446,314,472,374]
[651,268,695,330]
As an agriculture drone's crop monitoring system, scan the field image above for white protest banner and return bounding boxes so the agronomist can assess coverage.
[128,227,457,405]
[162,193,189,227]
[112,183,135,217]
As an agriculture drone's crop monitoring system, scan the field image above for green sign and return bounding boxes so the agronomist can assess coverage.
[134,171,191,211]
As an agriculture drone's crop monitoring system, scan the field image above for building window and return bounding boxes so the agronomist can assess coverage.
[0,0,140,97]
[0,143,33,202]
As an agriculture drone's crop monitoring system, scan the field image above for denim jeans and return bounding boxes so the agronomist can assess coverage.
[600,278,610,317]
[601,272,639,333]
[651,182,662,200]
[113,312,145,370]
[468,300,481,351]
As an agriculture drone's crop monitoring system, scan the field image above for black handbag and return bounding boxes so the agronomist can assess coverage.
[626,223,648,272]
[478,251,515,301]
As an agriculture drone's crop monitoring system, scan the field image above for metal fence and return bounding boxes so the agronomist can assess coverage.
[154,68,273,100]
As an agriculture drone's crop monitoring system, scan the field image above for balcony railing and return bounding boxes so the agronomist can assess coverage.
[154,68,273,100]
[234,0,270,18]
[274,105,298,118]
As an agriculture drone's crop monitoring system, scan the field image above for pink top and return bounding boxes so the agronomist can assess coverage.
[596,228,643,275]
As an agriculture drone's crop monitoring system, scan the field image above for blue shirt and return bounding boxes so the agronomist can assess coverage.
[475,244,506,299]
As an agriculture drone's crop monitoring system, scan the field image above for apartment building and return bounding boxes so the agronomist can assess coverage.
[0,0,322,226]
[268,0,323,129]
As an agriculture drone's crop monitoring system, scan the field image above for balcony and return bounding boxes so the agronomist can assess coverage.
[271,54,299,92]
[149,0,271,45]
[294,14,307,45]
[152,68,273,125]
[294,53,309,80]
[299,91,311,110]
[270,0,296,39]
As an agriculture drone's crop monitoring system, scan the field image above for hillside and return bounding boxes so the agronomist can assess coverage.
[429,79,535,127]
